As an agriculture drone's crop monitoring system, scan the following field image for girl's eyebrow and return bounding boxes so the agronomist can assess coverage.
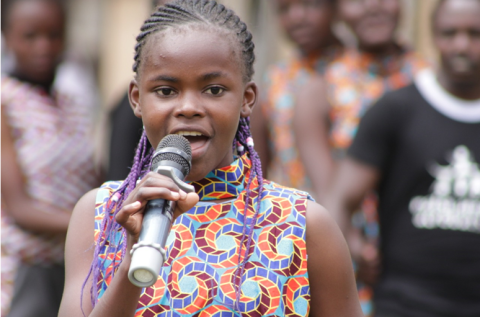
[148,72,228,83]
[149,75,179,83]
[202,71,228,81]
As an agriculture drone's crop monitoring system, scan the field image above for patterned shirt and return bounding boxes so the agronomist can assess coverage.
[1,75,98,314]
[260,48,341,193]
[94,154,314,316]
[326,48,428,154]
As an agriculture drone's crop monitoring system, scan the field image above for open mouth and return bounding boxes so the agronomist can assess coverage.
[175,131,210,151]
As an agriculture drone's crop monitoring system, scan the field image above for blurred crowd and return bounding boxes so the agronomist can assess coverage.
[1,0,480,317]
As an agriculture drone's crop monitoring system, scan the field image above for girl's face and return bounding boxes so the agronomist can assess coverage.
[339,0,399,50]
[129,26,257,181]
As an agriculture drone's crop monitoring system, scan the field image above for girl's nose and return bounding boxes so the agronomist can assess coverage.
[173,93,206,119]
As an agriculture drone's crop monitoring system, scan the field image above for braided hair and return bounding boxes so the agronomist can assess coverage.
[83,0,264,313]
[133,0,255,82]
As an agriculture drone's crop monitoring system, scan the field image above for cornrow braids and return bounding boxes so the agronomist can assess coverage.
[133,0,255,82]
[83,0,262,312]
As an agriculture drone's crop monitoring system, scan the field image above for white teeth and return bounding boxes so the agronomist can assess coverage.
[175,131,203,136]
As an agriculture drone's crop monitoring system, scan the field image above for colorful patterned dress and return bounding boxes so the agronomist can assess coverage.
[94,154,313,316]
[260,48,341,194]
[326,48,428,154]
[1,75,98,315]
[324,48,428,316]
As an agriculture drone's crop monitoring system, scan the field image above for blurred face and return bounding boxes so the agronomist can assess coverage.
[4,0,65,82]
[275,0,336,53]
[434,0,480,84]
[129,27,257,181]
[339,0,399,50]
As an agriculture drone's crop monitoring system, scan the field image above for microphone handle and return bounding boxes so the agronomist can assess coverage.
[128,198,175,287]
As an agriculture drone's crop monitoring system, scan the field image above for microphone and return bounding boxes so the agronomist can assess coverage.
[128,134,194,287]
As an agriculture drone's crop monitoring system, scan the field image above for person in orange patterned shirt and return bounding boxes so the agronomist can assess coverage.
[251,0,343,197]
[294,0,428,316]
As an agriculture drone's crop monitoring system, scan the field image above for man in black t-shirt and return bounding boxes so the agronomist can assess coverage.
[327,1,480,316]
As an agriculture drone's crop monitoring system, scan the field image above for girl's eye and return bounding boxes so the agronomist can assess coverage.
[156,88,175,96]
[205,87,224,95]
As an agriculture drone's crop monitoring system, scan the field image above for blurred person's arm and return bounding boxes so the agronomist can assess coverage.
[293,75,335,203]
[1,110,71,234]
[250,99,270,177]
[324,158,381,285]
[325,90,405,286]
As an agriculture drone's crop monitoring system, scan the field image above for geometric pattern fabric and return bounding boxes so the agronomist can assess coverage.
[94,154,313,316]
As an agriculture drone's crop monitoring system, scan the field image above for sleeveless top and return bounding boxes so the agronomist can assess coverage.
[94,154,314,316]
[260,47,342,194]
[1,75,98,263]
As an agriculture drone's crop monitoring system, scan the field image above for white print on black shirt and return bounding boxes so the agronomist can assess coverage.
[409,145,480,233]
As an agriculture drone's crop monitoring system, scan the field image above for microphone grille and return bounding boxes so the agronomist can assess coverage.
[157,134,192,157]
[151,134,192,176]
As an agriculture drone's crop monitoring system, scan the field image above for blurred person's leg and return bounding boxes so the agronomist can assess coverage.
[6,263,64,317]
[1,251,19,316]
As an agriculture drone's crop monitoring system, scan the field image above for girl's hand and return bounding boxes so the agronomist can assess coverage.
[115,172,199,249]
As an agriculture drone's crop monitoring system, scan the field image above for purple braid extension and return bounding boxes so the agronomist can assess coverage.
[81,130,153,314]
[232,117,264,310]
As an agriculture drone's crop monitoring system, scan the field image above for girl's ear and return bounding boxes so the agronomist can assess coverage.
[128,79,142,118]
[240,81,258,118]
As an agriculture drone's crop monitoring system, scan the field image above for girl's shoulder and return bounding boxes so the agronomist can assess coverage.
[261,178,314,202]
[98,180,124,193]
[95,180,124,214]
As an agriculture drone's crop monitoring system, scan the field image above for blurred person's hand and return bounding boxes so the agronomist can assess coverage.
[347,228,381,286]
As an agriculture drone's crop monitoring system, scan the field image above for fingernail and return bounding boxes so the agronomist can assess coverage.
[171,192,180,199]
[133,201,141,207]
[179,190,187,199]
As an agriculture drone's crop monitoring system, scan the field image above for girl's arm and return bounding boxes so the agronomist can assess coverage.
[58,173,199,317]
[1,109,71,234]
[293,75,335,204]
[306,200,364,317]
[58,189,143,316]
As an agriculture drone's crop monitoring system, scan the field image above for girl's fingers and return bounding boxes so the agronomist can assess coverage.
[129,187,182,204]
[117,173,197,236]
[115,201,143,234]
[176,192,199,214]
[132,173,179,193]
